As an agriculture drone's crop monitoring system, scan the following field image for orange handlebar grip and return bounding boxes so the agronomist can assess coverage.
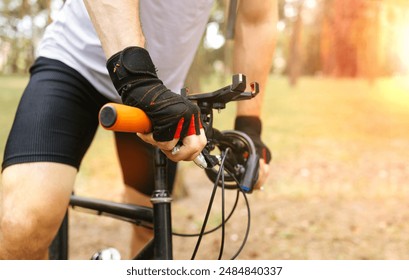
[99,103,152,134]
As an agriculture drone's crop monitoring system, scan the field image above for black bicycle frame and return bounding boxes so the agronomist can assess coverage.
[52,147,173,260]
[150,148,173,259]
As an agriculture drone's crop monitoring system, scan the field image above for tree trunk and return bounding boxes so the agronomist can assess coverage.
[288,2,304,86]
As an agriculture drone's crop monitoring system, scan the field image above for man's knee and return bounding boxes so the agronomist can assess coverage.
[0,162,75,259]
[0,208,62,259]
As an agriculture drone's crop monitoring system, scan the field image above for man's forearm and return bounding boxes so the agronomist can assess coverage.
[84,0,145,58]
[234,0,278,116]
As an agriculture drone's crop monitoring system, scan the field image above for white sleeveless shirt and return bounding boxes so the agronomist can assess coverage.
[37,0,213,102]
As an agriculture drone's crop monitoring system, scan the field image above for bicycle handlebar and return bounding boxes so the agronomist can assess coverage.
[99,102,208,168]
[100,73,258,135]
[99,103,152,133]
[99,74,260,193]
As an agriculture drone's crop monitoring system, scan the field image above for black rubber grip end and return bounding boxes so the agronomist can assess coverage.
[100,106,117,128]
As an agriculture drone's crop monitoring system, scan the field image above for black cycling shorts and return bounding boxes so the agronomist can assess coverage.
[2,57,176,196]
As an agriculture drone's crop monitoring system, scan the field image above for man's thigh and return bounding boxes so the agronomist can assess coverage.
[2,57,107,171]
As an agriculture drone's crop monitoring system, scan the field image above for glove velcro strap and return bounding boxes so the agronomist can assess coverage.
[106,46,158,94]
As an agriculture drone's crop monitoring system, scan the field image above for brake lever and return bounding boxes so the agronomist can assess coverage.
[171,145,208,169]
[239,153,259,193]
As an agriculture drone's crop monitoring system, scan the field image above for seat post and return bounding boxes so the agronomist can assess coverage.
[150,148,173,260]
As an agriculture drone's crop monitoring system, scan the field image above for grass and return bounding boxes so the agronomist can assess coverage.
[1,74,409,196]
[0,75,29,159]
[266,77,409,198]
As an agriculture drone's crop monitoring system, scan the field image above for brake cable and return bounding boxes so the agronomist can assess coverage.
[223,167,251,260]
[171,190,239,237]
[189,147,252,260]
[190,148,229,260]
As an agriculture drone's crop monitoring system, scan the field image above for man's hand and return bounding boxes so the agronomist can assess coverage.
[234,116,271,190]
[107,46,206,161]
[137,128,206,162]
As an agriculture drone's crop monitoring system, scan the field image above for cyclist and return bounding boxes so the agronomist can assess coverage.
[0,0,277,259]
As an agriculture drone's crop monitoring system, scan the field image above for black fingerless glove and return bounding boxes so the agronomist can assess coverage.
[234,116,271,164]
[106,46,201,141]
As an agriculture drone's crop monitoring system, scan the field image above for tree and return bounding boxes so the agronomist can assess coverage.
[320,0,409,79]
[288,1,304,86]
[0,0,58,73]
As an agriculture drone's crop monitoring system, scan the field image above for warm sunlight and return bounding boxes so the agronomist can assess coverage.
[397,21,409,73]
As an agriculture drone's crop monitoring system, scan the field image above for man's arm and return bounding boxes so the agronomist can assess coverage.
[84,0,145,58]
[83,1,206,162]
[233,0,278,188]
[234,0,278,116]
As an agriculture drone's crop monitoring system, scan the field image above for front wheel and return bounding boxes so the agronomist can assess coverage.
[205,130,259,192]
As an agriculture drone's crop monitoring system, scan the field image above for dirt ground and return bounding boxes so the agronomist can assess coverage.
[69,156,409,260]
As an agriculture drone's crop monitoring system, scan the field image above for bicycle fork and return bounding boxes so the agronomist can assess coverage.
[150,148,173,260]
